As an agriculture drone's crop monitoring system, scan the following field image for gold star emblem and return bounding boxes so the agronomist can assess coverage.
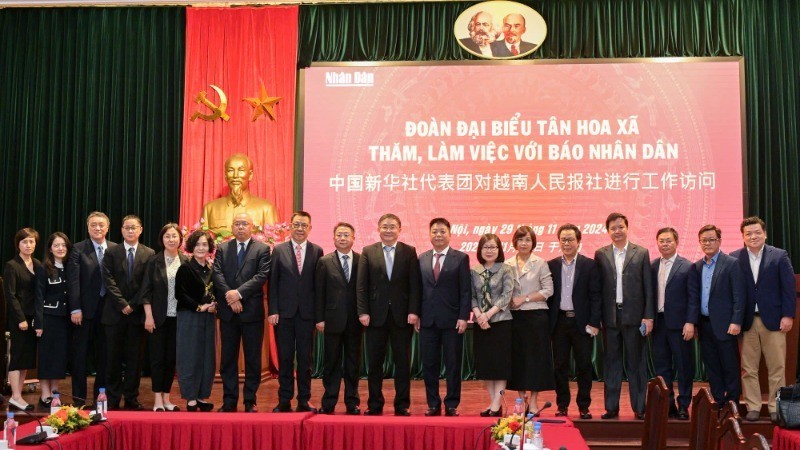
[242,84,281,122]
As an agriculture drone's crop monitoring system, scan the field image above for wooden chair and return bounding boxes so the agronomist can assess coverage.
[716,416,746,450]
[642,376,670,450]
[719,400,741,424]
[741,433,770,450]
[688,387,719,450]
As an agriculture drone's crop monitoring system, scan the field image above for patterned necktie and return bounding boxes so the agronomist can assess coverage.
[511,44,519,56]
[237,242,246,268]
[295,244,303,274]
[481,269,494,312]
[98,246,106,296]
[127,248,135,281]
[433,253,442,282]
[384,246,394,280]
[342,254,350,282]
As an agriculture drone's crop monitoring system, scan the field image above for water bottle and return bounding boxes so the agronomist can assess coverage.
[531,421,544,450]
[96,387,108,419]
[513,397,524,415]
[4,412,17,448]
[50,393,62,415]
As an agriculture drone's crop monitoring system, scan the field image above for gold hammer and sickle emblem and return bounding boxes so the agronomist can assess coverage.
[190,84,230,122]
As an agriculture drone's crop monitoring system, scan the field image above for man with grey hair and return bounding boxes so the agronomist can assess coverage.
[459,11,500,56]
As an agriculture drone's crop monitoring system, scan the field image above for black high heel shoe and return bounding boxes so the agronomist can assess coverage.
[197,400,214,412]
[186,402,199,412]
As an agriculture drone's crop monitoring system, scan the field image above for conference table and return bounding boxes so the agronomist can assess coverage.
[773,426,800,450]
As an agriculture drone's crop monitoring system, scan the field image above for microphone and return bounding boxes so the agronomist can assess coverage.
[13,408,48,445]
[536,401,552,415]
[519,401,552,450]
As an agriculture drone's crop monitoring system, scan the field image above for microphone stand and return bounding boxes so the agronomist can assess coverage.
[13,407,48,445]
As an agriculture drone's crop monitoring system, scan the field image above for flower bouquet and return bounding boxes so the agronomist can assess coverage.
[44,406,92,434]
[182,220,291,253]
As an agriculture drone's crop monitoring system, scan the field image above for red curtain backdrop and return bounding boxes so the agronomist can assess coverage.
[180,6,299,373]
[180,6,298,227]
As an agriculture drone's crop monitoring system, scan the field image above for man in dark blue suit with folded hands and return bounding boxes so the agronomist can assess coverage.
[651,227,698,420]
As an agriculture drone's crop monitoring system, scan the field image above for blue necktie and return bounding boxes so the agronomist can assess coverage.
[98,246,106,296]
[342,254,350,282]
[127,248,135,281]
[237,242,246,268]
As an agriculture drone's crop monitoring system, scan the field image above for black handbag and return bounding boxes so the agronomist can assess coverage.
[777,384,800,428]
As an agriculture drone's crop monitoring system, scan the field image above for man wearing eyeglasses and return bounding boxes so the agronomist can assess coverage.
[212,212,272,412]
[101,215,154,410]
[268,211,324,413]
[356,213,421,416]
[547,224,602,420]
[693,224,745,405]
[594,212,654,420]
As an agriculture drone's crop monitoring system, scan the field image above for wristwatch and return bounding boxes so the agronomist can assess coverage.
[524,296,530,303]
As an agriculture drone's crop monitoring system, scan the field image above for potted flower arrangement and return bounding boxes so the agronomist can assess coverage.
[44,406,92,434]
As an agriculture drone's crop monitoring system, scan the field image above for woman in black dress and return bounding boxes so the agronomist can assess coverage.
[470,233,515,416]
[175,230,217,412]
[3,228,41,411]
[142,223,188,411]
[34,232,72,407]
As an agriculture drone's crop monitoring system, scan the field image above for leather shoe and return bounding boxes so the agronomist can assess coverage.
[745,410,760,421]
[317,407,334,415]
[124,401,145,411]
[425,406,441,416]
[197,400,214,412]
[38,397,53,408]
[244,402,257,413]
[580,410,592,420]
[273,402,292,413]
[555,408,568,417]
[601,410,619,419]
[364,408,383,416]
[677,408,689,420]
[445,407,459,417]
[346,407,361,415]
[217,405,237,412]
[635,411,646,420]
[394,408,411,416]
[296,402,317,413]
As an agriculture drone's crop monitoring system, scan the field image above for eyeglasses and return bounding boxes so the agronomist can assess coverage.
[291,222,310,230]
[380,225,399,231]
[482,246,499,250]
[700,238,719,244]
[559,238,577,244]
[233,221,251,228]
[335,233,352,239]
[122,226,140,231]
[658,239,675,244]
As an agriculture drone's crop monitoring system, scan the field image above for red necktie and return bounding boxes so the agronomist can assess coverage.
[433,253,442,282]
[295,244,303,274]
[511,44,519,56]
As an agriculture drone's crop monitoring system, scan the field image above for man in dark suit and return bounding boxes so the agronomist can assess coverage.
[67,211,117,406]
[547,224,602,420]
[694,224,745,405]
[490,13,537,57]
[356,213,421,416]
[731,217,796,422]
[651,227,698,420]
[268,211,324,413]
[315,222,362,415]
[418,218,471,417]
[212,212,271,412]
[101,215,154,410]
[594,212,654,420]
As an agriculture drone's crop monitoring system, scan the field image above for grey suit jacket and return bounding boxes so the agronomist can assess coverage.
[594,242,655,328]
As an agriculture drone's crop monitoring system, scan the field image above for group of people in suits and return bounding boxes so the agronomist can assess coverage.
[2,210,794,422]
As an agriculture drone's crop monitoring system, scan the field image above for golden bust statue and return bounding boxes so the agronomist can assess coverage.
[201,153,279,233]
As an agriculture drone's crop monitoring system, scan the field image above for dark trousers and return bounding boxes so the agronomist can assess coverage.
[276,316,315,403]
[104,315,144,406]
[219,318,264,407]
[698,316,741,404]
[365,310,412,411]
[652,313,695,410]
[71,315,107,402]
[552,314,594,411]
[148,317,177,393]
[321,320,362,411]
[420,326,464,409]
[603,311,648,414]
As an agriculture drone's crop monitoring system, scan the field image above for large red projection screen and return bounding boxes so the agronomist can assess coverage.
[301,60,745,261]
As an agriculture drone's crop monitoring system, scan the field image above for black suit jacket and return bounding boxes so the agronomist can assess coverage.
[67,239,118,319]
[4,256,42,327]
[418,248,471,329]
[101,243,155,325]
[693,252,746,341]
[547,254,602,333]
[490,39,537,57]
[651,255,699,330]
[141,251,189,327]
[268,240,324,321]
[595,242,655,328]
[356,241,421,328]
[315,251,360,334]
[212,239,271,323]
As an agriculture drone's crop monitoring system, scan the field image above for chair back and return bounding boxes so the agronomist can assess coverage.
[642,376,670,450]
[688,387,718,450]
[719,400,741,424]
[741,433,769,450]
[716,416,746,450]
